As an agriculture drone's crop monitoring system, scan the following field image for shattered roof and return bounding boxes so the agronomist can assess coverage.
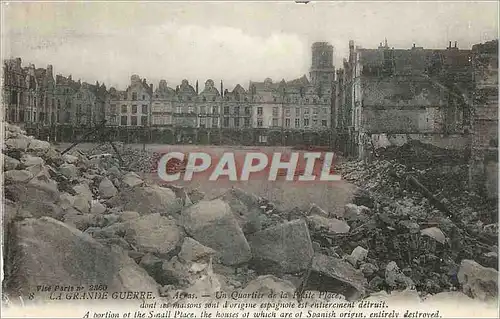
[35,68,46,82]
[287,75,310,87]
[108,88,126,99]
[199,85,220,96]
[249,78,280,92]
[56,75,81,91]
[358,47,473,76]
[250,75,312,93]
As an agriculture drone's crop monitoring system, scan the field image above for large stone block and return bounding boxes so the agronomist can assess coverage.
[110,185,180,215]
[458,259,498,301]
[98,177,118,199]
[124,213,183,256]
[311,253,367,300]
[3,155,20,171]
[247,219,314,273]
[3,217,159,300]
[181,199,251,266]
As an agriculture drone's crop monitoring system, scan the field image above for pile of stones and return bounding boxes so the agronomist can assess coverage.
[2,122,497,307]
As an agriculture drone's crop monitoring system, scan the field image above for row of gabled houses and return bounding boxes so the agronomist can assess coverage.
[107,74,332,131]
[3,42,336,140]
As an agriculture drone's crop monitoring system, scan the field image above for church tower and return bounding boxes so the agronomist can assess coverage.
[310,42,335,88]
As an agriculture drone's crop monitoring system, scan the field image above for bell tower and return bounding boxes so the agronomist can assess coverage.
[310,42,335,88]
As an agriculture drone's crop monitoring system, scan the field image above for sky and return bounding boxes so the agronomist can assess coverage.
[2,1,498,91]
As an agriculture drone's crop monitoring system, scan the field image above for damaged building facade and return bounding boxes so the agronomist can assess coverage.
[2,58,107,141]
[469,40,499,199]
[334,39,474,157]
[333,39,498,197]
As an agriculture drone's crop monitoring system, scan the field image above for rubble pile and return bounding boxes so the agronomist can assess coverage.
[84,142,162,173]
[376,140,472,196]
[333,141,498,296]
[376,140,466,167]
[2,123,497,306]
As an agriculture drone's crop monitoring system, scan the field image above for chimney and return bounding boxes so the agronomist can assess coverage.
[28,65,36,76]
[131,74,140,84]
[454,41,457,48]
[159,80,167,90]
[413,43,416,48]
[149,83,153,93]
[449,41,452,49]
[47,65,53,76]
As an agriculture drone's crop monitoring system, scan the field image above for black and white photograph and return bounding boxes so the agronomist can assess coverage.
[1,1,498,318]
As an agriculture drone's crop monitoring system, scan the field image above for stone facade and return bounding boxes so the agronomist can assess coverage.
[111,75,152,127]
[3,58,107,138]
[471,40,498,149]
[103,42,335,145]
[197,79,221,129]
[3,59,56,125]
[334,39,475,158]
[469,40,498,199]
[6,41,334,146]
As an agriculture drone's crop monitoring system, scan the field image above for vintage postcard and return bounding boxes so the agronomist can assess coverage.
[1,1,498,318]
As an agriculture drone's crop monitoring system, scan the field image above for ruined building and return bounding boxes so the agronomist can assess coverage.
[334,39,498,198]
[334,39,475,158]
[469,40,498,199]
[2,58,107,141]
